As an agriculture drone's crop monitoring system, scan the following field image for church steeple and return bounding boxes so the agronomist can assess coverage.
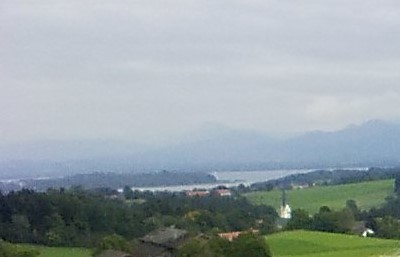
[279,189,291,219]
[281,189,287,207]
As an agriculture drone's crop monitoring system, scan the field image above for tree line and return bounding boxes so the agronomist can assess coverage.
[0,171,217,193]
[0,187,277,249]
[251,167,400,191]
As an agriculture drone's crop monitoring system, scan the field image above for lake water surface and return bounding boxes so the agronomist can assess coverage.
[132,169,313,192]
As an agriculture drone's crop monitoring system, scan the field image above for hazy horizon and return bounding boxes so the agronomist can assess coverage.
[2,1,400,145]
[0,119,397,146]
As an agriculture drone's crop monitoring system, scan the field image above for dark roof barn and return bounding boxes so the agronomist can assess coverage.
[135,227,188,257]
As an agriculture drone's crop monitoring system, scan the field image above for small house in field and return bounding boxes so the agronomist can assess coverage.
[291,184,309,190]
[352,221,375,238]
[362,229,375,237]
[96,249,132,257]
[134,227,188,257]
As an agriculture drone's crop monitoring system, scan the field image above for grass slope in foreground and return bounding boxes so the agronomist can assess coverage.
[267,230,400,257]
[36,246,91,257]
[246,179,394,214]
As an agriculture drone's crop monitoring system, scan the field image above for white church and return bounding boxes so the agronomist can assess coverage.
[279,190,292,219]
[280,204,292,219]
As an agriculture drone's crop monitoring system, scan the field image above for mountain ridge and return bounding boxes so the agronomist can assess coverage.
[1,120,400,179]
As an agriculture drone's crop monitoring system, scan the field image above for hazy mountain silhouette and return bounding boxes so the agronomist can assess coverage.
[136,119,400,169]
[1,120,400,179]
[0,139,145,161]
[273,119,400,167]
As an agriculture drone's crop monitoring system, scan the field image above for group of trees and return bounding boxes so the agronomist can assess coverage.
[285,182,400,241]
[367,184,400,239]
[92,234,136,256]
[0,187,155,247]
[0,187,278,249]
[342,179,400,239]
[121,186,278,234]
[286,204,356,233]
[178,233,271,257]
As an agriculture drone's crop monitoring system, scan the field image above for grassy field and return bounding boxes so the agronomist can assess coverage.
[36,246,91,257]
[24,231,400,257]
[267,230,400,257]
[245,179,394,214]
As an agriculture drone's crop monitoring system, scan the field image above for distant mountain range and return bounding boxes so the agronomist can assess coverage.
[135,119,400,169]
[1,120,400,179]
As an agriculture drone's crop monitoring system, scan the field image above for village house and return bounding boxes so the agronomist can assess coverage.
[218,229,259,242]
[218,231,242,241]
[185,190,210,197]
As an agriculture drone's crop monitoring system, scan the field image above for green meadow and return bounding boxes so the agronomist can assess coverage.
[37,246,91,257]
[26,230,400,257]
[245,179,394,214]
[267,230,400,257]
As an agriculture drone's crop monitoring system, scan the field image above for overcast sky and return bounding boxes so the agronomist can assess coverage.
[1,0,400,144]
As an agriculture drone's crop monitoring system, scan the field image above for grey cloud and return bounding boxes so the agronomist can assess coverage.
[1,0,400,143]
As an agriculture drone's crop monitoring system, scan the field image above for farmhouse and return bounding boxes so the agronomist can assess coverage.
[218,231,242,241]
[352,221,375,237]
[218,229,259,241]
[185,190,210,197]
[362,229,375,237]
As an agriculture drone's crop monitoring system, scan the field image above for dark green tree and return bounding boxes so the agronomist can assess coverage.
[231,233,272,257]
[286,209,312,230]
[93,234,135,256]
[375,216,400,239]
[345,200,360,220]
[178,238,214,257]
[312,207,355,233]
[123,186,134,200]
[395,176,400,195]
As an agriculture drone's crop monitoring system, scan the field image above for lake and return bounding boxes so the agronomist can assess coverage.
[131,169,313,192]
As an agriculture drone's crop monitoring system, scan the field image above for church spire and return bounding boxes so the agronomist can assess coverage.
[281,189,287,207]
[280,189,292,219]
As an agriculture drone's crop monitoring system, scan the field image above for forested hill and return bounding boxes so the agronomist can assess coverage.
[251,167,400,190]
[0,171,216,192]
[0,188,277,248]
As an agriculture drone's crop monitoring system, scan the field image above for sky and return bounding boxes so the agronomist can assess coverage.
[1,0,400,144]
